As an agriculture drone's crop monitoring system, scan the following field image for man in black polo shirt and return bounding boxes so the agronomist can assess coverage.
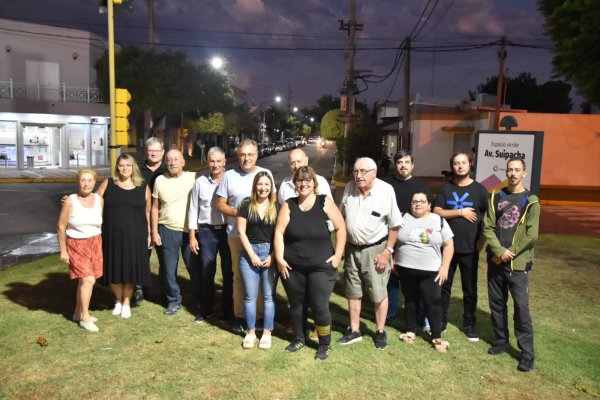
[433,151,488,341]
[386,150,431,321]
[135,137,167,306]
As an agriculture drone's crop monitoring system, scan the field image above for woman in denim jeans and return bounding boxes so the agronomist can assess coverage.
[237,172,280,349]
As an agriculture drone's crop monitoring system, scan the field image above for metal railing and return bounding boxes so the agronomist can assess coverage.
[0,79,105,103]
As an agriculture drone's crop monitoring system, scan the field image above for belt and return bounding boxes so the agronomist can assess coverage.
[199,224,226,230]
[349,236,388,250]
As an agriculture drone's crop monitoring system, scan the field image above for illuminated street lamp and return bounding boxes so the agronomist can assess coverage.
[210,56,224,70]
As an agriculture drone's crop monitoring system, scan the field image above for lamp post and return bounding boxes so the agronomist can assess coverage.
[260,96,281,142]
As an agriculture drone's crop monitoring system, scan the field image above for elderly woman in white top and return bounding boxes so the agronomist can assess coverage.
[57,169,104,332]
[394,191,454,352]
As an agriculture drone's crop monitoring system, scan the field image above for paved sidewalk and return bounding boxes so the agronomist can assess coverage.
[0,166,111,183]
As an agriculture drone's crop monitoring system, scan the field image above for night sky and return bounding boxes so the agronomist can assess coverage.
[0,0,582,111]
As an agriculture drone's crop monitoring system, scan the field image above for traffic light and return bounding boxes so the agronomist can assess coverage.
[114,88,131,146]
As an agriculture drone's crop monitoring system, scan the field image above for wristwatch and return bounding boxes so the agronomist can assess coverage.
[386,246,394,254]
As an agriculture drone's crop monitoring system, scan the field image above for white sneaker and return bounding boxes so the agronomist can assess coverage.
[112,302,123,316]
[72,313,97,323]
[258,334,272,350]
[79,319,100,332]
[242,333,256,349]
[121,305,131,319]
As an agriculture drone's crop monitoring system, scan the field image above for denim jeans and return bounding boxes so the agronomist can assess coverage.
[156,225,191,307]
[193,225,233,318]
[239,243,277,331]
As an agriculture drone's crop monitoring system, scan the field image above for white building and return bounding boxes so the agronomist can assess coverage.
[0,18,109,169]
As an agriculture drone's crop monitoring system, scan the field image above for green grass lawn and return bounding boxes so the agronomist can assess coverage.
[1,234,599,399]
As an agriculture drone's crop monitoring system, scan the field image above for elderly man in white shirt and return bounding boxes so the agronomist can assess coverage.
[278,148,332,203]
[188,147,232,324]
[338,157,403,350]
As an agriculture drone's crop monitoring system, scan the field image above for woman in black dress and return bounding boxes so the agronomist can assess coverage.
[97,154,151,319]
[274,166,346,361]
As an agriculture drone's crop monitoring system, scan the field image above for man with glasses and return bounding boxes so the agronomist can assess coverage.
[136,137,167,306]
[338,157,402,350]
[216,139,275,332]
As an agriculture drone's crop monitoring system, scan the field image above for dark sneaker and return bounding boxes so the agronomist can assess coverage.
[231,318,246,333]
[194,314,206,324]
[163,304,181,316]
[285,340,305,353]
[517,358,534,372]
[374,330,388,350]
[132,288,144,307]
[464,326,479,342]
[488,345,506,355]
[337,328,362,345]
[315,344,331,361]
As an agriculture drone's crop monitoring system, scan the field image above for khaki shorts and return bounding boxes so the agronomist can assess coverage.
[344,241,390,303]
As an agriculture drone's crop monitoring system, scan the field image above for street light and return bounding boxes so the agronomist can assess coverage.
[210,56,224,70]
[261,96,281,142]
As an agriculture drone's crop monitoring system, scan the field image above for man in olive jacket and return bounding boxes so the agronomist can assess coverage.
[483,158,540,372]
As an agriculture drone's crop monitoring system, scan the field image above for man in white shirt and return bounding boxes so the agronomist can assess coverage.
[216,139,275,332]
[188,147,232,324]
[338,157,403,350]
[278,148,332,203]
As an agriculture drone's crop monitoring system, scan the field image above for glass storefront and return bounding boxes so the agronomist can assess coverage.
[0,121,17,168]
[23,125,62,167]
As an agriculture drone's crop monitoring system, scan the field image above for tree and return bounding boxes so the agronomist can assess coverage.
[320,109,344,141]
[538,0,600,105]
[469,72,572,113]
[95,46,234,117]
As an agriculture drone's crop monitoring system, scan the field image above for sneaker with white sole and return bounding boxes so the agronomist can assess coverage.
[73,313,97,323]
[79,319,99,332]
[464,326,479,342]
[258,334,272,349]
[337,328,362,345]
[242,333,256,349]
[112,302,123,316]
[121,305,131,319]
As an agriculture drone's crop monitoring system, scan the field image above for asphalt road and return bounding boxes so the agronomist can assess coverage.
[0,143,336,266]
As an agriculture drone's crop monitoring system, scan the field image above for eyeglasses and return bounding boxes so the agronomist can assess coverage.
[295,178,313,185]
[411,200,428,205]
[239,152,255,158]
[146,149,163,153]
[352,169,375,177]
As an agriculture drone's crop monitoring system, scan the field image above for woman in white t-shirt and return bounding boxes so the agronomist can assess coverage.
[395,191,454,352]
[57,169,104,332]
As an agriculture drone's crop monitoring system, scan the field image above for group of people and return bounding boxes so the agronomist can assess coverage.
[57,139,539,370]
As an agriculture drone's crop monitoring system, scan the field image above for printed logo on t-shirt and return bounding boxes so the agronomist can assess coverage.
[497,200,521,228]
[409,227,433,244]
[447,191,474,209]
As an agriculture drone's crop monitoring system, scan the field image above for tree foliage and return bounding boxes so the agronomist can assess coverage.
[320,109,344,140]
[337,114,383,167]
[470,71,572,113]
[94,46,234,116]
[538,0,600,105]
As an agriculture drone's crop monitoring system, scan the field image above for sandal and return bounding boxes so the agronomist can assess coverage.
[432,338,449,353]
[400,332,416,344]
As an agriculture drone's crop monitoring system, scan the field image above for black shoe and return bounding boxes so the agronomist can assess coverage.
[132,289,144,307]
[231,318,246,333]
[285,340,305,353]
[163,304,181,316]
[464,326,479,342]
[337,328,362,345]
[315,344,331,360]
[517,358,534,372]
[194,314,207,324]
[374,330,388,350]
[488,345,506,355]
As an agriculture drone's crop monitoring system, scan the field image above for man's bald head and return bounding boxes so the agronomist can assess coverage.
[288,148,309,173]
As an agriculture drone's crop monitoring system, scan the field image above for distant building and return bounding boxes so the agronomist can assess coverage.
[0,18,110,169]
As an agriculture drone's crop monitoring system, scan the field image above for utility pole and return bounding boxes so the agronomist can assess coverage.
[401,37,411,152]
[339,0,362,176]
[144,0,155,146]
[494,37,507,130]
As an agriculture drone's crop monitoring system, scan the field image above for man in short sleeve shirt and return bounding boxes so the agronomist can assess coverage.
[338,157,403,350]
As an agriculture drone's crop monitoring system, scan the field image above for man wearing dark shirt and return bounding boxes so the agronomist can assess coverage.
[135,137,167,306]
[386,150,431,321]
[434,151,488,341]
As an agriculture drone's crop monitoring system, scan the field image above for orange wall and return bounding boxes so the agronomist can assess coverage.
[500,112,600,187]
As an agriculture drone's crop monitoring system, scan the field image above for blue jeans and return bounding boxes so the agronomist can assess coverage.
[156,225,191,307]
[239,243,277,331]
[193,225,233,318]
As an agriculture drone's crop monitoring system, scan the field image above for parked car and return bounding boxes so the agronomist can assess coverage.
[274,141,285,152]
[285,138,296,150]
[268,143,277,155]
[258,143,270,158]
[307,137,316,144]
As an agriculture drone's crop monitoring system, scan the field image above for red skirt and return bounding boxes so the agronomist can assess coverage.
[67,235,103,279]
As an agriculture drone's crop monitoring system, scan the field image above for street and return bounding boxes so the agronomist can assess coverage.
[0,143,336,266]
